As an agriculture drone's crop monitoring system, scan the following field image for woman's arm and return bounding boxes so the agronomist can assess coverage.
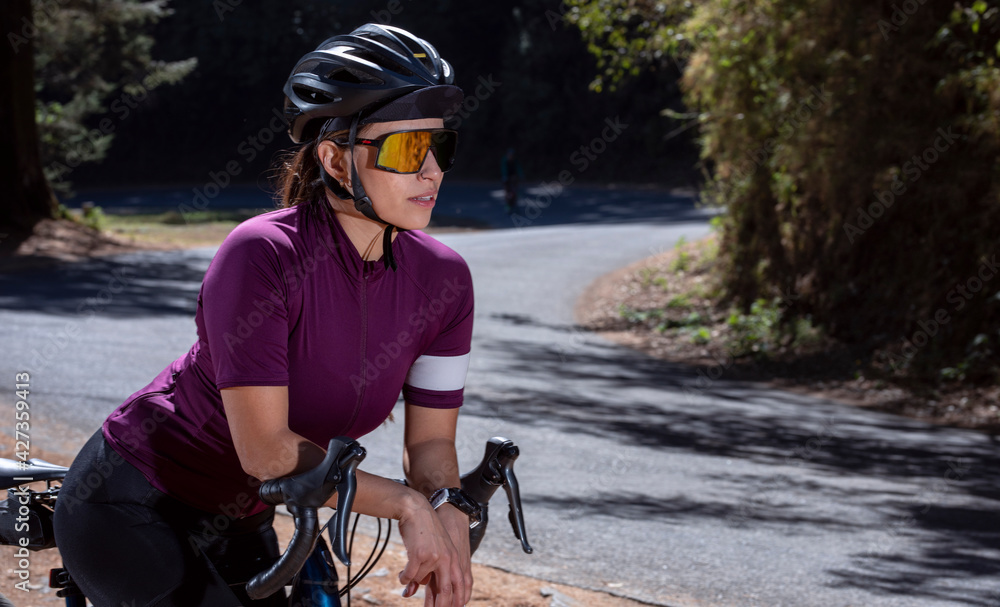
[221,386,469,607]
[402,403,473,606]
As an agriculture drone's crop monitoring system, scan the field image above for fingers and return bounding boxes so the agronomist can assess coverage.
[396,504,470,607]
[427,571,457,607]
[398,557,422,590]
[402,581,419,598]
[406,569,465,607]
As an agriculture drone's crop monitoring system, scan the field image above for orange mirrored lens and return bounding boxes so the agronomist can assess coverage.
[376,130,457,173]
[379,131,433,173]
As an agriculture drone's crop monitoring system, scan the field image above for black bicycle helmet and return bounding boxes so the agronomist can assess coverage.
[283,23,456,144]
[282,24,461,271]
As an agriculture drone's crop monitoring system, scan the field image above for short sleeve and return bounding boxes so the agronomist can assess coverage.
[402,261,474,409]
[201,223,291,389]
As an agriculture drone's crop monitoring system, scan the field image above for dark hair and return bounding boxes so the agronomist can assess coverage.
[273,139,325,209]
[272,125,380,209]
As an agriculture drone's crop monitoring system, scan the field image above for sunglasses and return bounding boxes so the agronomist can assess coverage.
[348,128,458,174]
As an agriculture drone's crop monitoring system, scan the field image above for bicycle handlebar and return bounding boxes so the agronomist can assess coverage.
[461,437,533,555]
[3,436,530,601]
[246,437,366,600]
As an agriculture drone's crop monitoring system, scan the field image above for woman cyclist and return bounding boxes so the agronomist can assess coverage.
[53,24,477,607]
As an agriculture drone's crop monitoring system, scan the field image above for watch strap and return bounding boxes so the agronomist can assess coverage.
[429,487,482,528]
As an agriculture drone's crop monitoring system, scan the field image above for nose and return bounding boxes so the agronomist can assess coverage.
[419,149,443,181]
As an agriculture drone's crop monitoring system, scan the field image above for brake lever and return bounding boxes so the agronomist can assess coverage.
[460,437,532,555]
[501,458,532,554]
[330,442,365,566]
[249,436,365,599]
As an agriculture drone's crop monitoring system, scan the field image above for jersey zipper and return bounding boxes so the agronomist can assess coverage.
[345,269,369,434]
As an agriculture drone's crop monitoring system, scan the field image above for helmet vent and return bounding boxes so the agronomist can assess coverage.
[291,84,337,105]
[326,66,384,86]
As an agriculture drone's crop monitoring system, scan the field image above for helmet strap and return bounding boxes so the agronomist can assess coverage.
[316,116,403,271]
[347,116,402,271]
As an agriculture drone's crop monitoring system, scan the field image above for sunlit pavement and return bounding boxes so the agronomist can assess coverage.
[2,185,997,606]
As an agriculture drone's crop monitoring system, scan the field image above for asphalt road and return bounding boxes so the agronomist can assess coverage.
[2,185,998,606]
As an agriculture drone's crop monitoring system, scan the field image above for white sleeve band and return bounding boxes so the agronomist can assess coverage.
[405,353,471,392]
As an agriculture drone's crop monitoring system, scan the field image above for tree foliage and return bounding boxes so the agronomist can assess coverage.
[64,1,695,187]
[31,0,196,195]
[569,0,1000,381]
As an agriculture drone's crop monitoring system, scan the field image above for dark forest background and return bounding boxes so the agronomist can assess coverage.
[62,0,696,191]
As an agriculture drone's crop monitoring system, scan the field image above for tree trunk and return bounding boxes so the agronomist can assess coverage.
[0,0,56,231]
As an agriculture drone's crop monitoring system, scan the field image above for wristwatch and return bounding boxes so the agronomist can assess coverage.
[429,487,483,528]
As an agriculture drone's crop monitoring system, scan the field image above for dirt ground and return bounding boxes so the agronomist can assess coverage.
[576,235,1000,433]
[0,219,166,273]
[0,216,482,274]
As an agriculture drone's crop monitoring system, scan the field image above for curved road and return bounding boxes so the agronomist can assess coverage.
[1,185,998,606]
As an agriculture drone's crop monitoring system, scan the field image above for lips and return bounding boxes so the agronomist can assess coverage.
[408,190,437,208]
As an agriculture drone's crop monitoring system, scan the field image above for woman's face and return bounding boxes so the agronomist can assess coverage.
[319,118,447,231]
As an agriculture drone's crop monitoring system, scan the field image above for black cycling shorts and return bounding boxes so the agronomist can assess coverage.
[53,430,287,607]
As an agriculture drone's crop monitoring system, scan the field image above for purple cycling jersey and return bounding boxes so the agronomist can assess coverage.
[103,202,474,517]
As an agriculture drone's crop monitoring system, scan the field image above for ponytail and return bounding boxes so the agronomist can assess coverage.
[272,139,326,209]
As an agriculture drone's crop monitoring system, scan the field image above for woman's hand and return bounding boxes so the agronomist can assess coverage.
[435,502,473,603]
[397,495,469,607]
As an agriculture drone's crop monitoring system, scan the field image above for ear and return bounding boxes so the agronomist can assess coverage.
[316,140,352,186]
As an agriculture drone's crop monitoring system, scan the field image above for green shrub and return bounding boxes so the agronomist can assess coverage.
[669,236,691,272]
[81,203,106,231]
[727,298,781,356]
[568,0,1000,383]
[667,294,691,309]
[690,326,711,345]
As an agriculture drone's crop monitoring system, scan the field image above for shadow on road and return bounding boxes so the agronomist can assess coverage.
[0,250,207,317]
[466,312,1000,606]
